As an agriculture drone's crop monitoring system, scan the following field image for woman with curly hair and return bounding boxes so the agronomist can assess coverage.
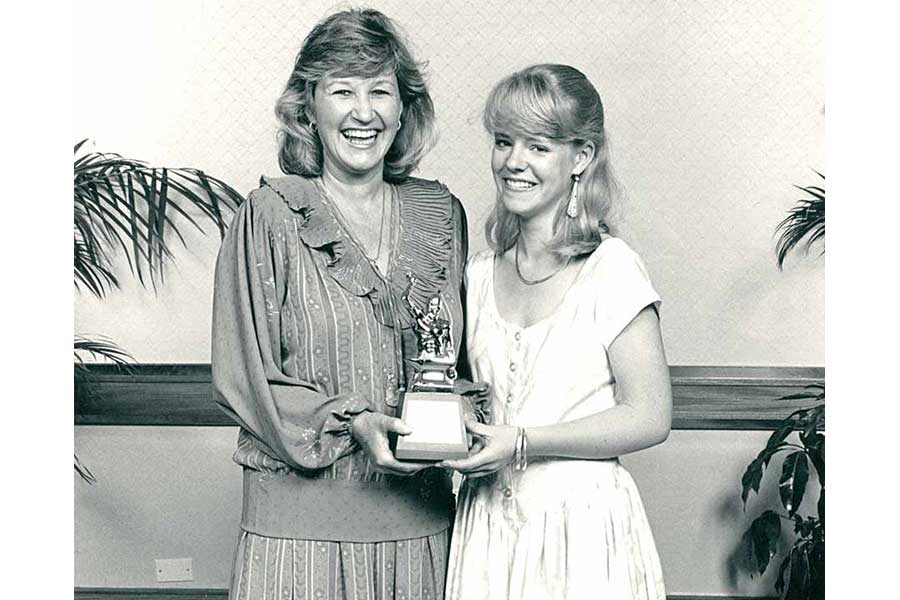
[212,9,481,599]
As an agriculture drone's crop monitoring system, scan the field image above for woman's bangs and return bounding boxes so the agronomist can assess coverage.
[486,80,563,139]
[319,37,398,81]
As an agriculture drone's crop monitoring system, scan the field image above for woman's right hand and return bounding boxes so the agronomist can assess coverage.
[439,421,518,478]
[350,411,434,475]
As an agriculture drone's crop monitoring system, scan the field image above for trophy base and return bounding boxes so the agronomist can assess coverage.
[410,360,457,392]
[394,391,469,461]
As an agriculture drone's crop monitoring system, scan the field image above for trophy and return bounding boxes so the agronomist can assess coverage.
[394,276,469,461]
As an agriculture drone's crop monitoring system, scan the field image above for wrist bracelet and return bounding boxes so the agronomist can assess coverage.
[512,427,522,469]
[514,426,528,472]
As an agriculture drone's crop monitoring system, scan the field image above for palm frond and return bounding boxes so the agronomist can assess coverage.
[74,335,135,484]
[75,453,97,484]
[74,140,244,483]
[775,172,825,269]
[74,335,134,367]
[74,139,244,298]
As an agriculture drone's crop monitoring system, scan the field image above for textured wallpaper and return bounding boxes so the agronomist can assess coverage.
[74,0,825,364]
[74,3,826,593]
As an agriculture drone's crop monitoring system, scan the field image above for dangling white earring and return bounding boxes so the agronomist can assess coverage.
[397,117,402,130]
[566,174,580,218]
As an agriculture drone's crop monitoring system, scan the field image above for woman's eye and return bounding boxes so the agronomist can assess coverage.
[372,89,391,96]
[332,89,352,97]
[532,145,549,153]
[494,139,511,148]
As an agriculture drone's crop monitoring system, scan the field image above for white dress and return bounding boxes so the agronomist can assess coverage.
[446,238,666,600]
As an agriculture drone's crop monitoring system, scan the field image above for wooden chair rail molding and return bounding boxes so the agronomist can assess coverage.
[74,364,824,430]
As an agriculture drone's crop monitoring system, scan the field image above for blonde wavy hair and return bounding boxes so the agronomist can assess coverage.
[483,64,621,258]
[274,8,436,182]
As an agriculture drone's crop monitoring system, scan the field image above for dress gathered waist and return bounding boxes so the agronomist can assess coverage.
[241,468,454,543]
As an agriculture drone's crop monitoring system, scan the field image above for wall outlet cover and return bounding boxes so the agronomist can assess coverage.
[155,558,193,582]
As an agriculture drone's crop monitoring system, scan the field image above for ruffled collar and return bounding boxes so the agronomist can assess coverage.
[259,174,454,329]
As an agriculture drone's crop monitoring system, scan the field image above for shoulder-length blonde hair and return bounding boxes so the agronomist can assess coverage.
[274,8,436,182]
[483,64,621,258]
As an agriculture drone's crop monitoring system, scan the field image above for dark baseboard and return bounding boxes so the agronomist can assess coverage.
[74,590,227,600]
[669,597,777,600]
[74,364,823,431]
[73,588,776,600]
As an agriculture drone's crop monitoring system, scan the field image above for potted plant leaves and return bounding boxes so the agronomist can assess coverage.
[74,139,244,481]
[740,173,824,600]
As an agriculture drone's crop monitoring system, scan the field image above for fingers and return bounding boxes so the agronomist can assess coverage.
[441,456,491,472]
[382,416,413,436]
[465,420,492,436]
[440,422,518,476]
[438,458,464,470]
[374,457,433,475]
[353,412,412,438]
[351,413,440,475]
[439,446,501,474]
[441,460,504,477]
[366,440,434,475]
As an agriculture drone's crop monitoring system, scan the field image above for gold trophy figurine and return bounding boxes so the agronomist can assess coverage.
[394,276,469,461]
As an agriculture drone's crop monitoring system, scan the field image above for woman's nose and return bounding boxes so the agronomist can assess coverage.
[505,145,526,171]
[352,95,375,122]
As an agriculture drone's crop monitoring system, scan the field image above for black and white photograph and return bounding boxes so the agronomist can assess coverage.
[64,1,840,599]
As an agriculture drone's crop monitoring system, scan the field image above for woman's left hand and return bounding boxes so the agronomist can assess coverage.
[439,421,518,478]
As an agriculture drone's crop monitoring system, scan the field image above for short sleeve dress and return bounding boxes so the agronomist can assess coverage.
[445,238,667,600]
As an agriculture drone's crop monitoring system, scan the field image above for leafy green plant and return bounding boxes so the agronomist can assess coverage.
[74,139,243,481]
[740,174,825,600]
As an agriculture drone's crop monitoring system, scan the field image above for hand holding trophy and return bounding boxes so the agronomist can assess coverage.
[394,275,471,461]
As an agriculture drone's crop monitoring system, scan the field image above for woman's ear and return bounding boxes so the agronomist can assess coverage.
[304,84,319,125]
[572,141,596,177]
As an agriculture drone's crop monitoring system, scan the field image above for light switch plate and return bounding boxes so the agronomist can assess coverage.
[155,558,193,582]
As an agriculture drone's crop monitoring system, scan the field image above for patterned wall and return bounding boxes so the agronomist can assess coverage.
[74,3,825,593]
[75,0,825,364]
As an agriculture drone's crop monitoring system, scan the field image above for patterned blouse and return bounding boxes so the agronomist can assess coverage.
[212,174,472,543]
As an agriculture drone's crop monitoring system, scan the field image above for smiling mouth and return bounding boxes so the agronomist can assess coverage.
[503,178,537,191]
[342,129,379,147]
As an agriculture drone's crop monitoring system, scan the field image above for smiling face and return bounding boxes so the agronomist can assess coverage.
[491,131,590,223]
[312,72,403,181]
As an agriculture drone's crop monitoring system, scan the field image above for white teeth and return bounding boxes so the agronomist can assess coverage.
[342,129,378,147]
[343,129,378,140]
[505,179,536,190]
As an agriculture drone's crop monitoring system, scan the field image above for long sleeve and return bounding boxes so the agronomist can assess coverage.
[211,194,372,472]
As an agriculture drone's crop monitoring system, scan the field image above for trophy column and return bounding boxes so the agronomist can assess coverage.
[394,287,469,461]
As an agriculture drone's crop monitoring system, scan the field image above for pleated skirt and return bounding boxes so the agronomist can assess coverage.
[229,528,449,600]
[446,460,665,600]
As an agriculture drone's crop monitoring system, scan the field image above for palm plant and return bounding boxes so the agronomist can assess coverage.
[74,139,244,481]
[775,171,824,268]
[740,173,825,600]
